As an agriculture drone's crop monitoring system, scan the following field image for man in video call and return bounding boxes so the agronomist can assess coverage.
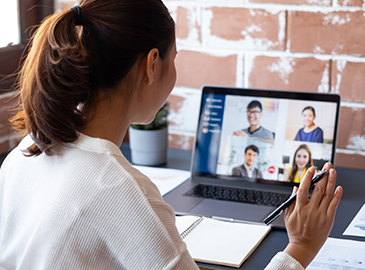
[233,100,275,139]
[232,145,263,179]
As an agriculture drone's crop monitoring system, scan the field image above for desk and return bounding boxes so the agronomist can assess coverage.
[121,144,365,270]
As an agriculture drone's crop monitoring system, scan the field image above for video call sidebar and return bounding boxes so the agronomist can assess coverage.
[194,94,226,174]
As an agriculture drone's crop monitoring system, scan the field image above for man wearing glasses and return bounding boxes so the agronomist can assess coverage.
[233,100,275,140]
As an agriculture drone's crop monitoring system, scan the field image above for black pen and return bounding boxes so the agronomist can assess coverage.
[263,170,328,225]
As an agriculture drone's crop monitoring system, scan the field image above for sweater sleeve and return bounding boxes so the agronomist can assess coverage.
[264,252,305,270]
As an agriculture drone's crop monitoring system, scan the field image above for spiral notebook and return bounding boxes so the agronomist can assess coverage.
[175,215,271,268]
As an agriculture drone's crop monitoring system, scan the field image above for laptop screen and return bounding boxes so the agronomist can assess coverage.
[192,86,340,186]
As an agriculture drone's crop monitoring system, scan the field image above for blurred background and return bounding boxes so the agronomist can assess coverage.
[0,0,364,169]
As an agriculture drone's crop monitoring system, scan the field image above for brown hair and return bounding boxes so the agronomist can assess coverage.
[11,0,175,156]
[289,144,313,182]
[245,144,259,155]
[302,106,316,116]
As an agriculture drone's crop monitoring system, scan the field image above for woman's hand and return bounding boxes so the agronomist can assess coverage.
[283,163,343,268]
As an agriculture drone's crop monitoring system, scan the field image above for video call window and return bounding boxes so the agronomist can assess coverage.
[214,95,338,184]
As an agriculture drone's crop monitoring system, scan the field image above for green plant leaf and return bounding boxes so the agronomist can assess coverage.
[130,102,169,130]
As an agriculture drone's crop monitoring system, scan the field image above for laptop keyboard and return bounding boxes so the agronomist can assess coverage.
[183,184,290,207]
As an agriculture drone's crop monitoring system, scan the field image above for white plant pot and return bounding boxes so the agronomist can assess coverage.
[128,126,168,166]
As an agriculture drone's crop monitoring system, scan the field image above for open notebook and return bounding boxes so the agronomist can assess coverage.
[164,86,340,228]
[175,215,271,268]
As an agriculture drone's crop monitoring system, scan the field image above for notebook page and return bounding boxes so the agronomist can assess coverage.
[175,215,201,234]
[176,216,271,267]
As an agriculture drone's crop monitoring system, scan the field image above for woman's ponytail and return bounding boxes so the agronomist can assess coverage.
[11,9,90,155]
[11,0,175,156]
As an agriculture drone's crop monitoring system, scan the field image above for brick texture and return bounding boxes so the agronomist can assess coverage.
[176,6,190,40]
[175,6,201,44]
[167,94,186,129]
[167,87,201,136]
[207,7,286,51]
[337,106,365,151]
[248,56,330,92]
[337,0,364,6]
[250,0,332,5]
[331,60,365,103]
[175,50,237,89]
[168,133,194,150]
[335,152,365,169]
[49,0,365,170]
[288,11,365,56]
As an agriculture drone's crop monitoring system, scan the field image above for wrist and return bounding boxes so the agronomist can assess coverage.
[283,242,317,269]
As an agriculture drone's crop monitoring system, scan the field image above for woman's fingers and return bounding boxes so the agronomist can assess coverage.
[327,185,343,218]
[317,168,337,211]
[306,163,332,208]
[296,166,315,206]
[283,163,343,269]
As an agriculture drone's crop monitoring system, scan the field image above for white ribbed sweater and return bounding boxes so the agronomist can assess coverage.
[0,134,303,270]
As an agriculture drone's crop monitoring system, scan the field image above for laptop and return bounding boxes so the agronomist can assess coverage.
[163,86,340,228]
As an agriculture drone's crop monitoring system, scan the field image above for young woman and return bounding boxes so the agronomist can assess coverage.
[0,0,342,269]
[294,106,324,143]
[285,144,313,183]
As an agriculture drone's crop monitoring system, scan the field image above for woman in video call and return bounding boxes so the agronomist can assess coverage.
[294,106,323,143]
[284,144,313,183]
[0,0,342,269]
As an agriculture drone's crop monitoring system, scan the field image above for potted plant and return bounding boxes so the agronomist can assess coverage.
[128,102,169,165]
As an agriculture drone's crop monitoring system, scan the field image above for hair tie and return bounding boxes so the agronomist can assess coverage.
[71,6,83,26]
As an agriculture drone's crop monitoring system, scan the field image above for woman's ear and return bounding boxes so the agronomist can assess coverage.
[145,48,160,85]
